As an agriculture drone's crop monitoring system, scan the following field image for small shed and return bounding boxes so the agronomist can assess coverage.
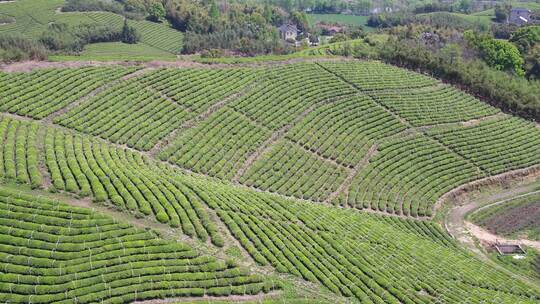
[279,23,298,41]
[508,8,531,26]
[494,243,525,255]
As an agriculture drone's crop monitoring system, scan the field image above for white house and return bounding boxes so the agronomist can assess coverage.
[279,24,298,41]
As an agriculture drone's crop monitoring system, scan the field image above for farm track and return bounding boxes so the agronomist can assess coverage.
[232,93,356,182]
[133,291,282,304]
[148,83,259,157]
[0,57,356,73]
[445,182,540,290]
[325,143,378,205]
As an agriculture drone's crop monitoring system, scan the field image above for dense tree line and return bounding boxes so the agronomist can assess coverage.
[164,0,292,55]
[0,35,48,62]
[368,31,540,122]
[63,0,165,20]
[368,11,487,31]
[39,21,139,52]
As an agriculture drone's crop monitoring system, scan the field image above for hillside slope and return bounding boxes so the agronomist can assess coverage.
[0,0,183,54]
[3,60,536,218]
[0,59,539,302]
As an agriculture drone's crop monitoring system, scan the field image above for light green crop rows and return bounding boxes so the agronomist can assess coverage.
[319,61,438,90]
[138,68,258,113]
[55,79,191,151]
[0,67,137,119]
[286,94,406,167]
[161,107,272,180]
[240,139,349,202]
[0,117,41,187]
[3,61,540,221]
[370,85,500,126]
[428,117,540,175]
[185,178,540,303]
[0,116,223,245]
[230,63,357,130]
[0,187,276,303]
[347,134,484,216]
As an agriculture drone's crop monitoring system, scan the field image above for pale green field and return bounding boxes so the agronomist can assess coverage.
[49,42,178,62]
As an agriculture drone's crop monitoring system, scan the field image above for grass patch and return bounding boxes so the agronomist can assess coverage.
[307,13,376,31]
[49,42,177,61]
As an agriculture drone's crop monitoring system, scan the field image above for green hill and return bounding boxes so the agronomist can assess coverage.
[0,59,539,302]
[0,0,183,54]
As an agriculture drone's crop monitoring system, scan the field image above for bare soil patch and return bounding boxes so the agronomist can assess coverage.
[480,202,540,237]
[0,57,356,73]
[0,60,141,73]
[465,222,540,251]
[133,291,282,304]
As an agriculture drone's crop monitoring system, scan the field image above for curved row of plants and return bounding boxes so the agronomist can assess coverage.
[0,116,222,246]
[371,85,500,126]
[0,187,276,303]
[184,178,540,303]
[0,117,41,187]
[43,127,222,245]
[0,67,137,119]
[55,79,191,151]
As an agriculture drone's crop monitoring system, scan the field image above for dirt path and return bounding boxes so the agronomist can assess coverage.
[133,291,282,304]
[444,183,540,288]
[466,222,540,251]
[0,58,356,73]
[325,143,378,205]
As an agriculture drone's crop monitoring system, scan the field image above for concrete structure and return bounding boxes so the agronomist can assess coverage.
[279,24,298,41]
[508,8,531,26]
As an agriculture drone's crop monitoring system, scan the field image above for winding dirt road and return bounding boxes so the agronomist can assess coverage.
[446,189,540,252]
[444,185,540,288]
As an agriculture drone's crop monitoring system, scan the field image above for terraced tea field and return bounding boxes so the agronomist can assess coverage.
[0,58,539,303]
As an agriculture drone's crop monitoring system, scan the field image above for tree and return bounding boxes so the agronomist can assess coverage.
[510,25,540,54]
[291,11,309,33]
[121,19,140,44]
[525,44,540,79]
[440,43,462,65]
[494,4,510,23]
[465,31,524,76]
[458,0,472,13]
[209,0,220,19]
[148,2,165,22]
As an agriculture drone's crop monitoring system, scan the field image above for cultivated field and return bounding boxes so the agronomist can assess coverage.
[470,193,540,241]
[0,59,539,303]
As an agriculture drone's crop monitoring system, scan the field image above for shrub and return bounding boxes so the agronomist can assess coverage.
[0,35,47,62]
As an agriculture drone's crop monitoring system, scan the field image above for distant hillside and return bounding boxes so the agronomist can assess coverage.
[0,0,183,54]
